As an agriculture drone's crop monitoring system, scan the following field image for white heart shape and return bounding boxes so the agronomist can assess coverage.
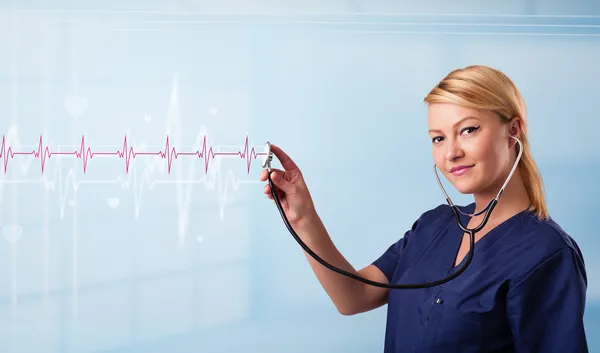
[144,115,151,123]
[107,197,120,209]
[2,225,23,244]
[64,95,89,118]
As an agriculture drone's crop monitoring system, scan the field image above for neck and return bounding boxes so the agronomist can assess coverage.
[473,169,530,222]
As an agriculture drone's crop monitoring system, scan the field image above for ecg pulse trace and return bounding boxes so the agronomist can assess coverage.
[0,134,267,174]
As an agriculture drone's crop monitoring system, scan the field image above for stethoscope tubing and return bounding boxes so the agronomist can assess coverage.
[267,172,498,289]
[266,136,522,289]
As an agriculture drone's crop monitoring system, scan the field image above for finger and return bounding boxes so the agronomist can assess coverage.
[269,170,294,193]
[260,169,268,181]
[264,184,272,196]
[270,144,299,171]
[260,168,281,181]
[267,168,284,177]
[263,183,281,196]
[264,184,285,200]
[261,167,284,180]
[268,191,285,202]
[261,168,284,184]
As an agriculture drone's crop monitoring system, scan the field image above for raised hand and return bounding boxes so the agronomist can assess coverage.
[260,144,316,226]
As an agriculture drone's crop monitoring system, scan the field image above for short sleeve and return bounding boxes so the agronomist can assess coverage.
[506,247,588,353]
[371,213,424,282]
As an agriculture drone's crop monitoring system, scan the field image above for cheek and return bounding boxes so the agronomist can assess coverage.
[470,140,503,174]
[465,140,495,169]
[432,148,445,167]
[464,140,485,160]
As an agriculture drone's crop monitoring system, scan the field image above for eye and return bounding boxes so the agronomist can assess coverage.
[460,126,480,135]
[431,136,444,144]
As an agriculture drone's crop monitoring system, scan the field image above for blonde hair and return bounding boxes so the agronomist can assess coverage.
[423,65,549,220]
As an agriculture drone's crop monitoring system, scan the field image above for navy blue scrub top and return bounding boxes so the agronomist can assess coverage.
[372,203,588,353]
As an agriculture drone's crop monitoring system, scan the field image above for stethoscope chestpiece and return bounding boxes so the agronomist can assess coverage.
[262,141,273,170]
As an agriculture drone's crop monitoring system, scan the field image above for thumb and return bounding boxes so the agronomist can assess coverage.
[270,171,294,193]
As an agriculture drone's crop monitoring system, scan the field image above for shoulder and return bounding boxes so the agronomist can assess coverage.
[504,211,587,288]
[502,215,588,353]
[372,203,458,257]
[513,212,584,263]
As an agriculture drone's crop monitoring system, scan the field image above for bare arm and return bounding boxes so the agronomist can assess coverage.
[261,145,390,315]
[294,212,390,315]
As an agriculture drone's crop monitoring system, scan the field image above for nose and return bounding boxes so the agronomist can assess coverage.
[444,138,464,162]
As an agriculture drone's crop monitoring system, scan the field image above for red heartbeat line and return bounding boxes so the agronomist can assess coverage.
[0,134,267,174]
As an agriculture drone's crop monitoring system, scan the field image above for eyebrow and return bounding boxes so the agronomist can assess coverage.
[428,116,481,134]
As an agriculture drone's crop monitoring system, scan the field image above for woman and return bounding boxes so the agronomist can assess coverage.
[259,65,588,352]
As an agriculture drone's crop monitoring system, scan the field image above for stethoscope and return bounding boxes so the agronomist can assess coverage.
[262,136,523,289]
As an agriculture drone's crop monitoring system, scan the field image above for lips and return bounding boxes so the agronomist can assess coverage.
[449,165,473,176]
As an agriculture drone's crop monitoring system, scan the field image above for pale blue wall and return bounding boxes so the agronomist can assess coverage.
[1,1,599,352]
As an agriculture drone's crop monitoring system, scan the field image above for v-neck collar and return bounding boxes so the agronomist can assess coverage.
[447,202,531,273]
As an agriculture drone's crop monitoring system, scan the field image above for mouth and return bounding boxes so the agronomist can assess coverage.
[449,165,474,176]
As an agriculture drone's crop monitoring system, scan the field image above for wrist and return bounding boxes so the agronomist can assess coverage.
[293,210,322,235]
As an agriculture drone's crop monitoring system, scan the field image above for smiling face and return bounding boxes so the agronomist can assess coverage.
[427,102,521,195]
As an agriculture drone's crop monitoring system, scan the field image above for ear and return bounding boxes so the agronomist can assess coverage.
[507,117,523,147]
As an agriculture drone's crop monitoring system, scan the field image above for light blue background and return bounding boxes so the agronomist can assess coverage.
[1,1,599,352]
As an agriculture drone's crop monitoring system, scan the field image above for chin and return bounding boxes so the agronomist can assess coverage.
[454,186,477,195]
[449,179,482,195]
